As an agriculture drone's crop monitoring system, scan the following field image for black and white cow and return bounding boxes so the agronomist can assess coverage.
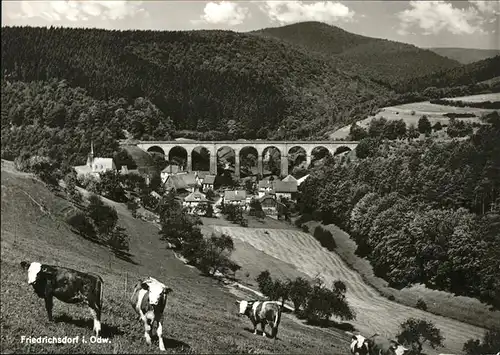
[130,277,173,351]
[237,300,282,339]
[20,261,104,337]
[351,333,410,355]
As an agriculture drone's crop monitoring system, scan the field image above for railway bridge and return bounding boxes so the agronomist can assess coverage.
[122,140,359,177]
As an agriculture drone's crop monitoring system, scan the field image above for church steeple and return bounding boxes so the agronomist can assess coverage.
[86,140,94,167]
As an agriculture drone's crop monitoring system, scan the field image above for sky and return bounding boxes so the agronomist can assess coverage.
[2,1,499,50]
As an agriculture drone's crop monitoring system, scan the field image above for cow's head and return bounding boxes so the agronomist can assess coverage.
[236,300,254,317]
[141,279,172,306]
[350,334,370,355]
[20,261,42,284]
[389,340,409,355]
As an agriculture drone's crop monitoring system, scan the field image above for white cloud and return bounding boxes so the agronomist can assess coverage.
[397,0,499,36]
[258,1,355,25]
[196,1,249,26]
[9,1,147,22]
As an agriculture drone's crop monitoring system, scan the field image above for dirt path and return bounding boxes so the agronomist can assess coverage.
[213,226,487,355]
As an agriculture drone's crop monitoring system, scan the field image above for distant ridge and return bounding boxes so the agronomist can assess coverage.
[429,47,500,65]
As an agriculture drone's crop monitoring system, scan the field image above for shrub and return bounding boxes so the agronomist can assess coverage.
[313,226,336,251]
[86,194,118,236]
[463,329,500,355]
[416,298,427,311]
[302,225,309,233]
[396,318,444,354]
[388,295,396,301]
[67,211,96,239]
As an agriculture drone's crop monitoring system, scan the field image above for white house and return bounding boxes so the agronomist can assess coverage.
[183,191,209,215]
[273,181,298,201]
[202,174,216,191]
[74,142,116,179]
[223,190,247,208]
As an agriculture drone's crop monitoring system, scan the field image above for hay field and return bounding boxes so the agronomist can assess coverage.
[329,93,498,140]
[0,164,350,354]
[211,226,488,355]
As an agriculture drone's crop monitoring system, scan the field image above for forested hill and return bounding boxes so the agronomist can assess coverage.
[1,25,395,142]
[396,55,500,94]
[429,47,500,65]
[251,21,461,86]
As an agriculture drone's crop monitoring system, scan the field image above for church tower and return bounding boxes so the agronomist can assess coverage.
[86,141,94,168]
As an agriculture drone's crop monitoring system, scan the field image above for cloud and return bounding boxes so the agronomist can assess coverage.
[195,1,249,26]
[258,1,355,25]
[397,0,498,36]
[8,1,147,22]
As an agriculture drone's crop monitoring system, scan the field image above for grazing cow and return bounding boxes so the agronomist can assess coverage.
[236,300,282,339]
[20,261,104,337]
[130,277,173,351]
[350,333,410,355]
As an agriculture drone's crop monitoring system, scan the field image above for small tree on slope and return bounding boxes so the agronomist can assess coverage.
[396,318,444,354]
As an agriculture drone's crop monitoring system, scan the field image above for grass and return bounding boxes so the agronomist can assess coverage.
[200,219,490,355]
[328,93,498,140]
[0,162,351,354]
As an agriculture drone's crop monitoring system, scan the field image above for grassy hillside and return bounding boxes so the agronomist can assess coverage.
[206,224,487,355]
[429,47,500,64]
[251,22,461,86]
[329,93,499,140]
[0,161,350,354]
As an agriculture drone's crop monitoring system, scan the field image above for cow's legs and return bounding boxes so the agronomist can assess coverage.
[252,321,258,335]
[89,307,101,337]
[156,320,166,351]
[261,322,267,337]
[44,295,54,321]
[144,319,152,345]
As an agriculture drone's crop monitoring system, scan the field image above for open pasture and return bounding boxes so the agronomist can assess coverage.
[210,225,488,355]
[0,165,350,354]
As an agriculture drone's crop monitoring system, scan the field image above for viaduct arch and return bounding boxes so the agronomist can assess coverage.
[125,140,359,178]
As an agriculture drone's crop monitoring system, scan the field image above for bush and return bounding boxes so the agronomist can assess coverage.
[388,295,396,301]
[67,211,96,239]
[302,225,309,233]
[86,194,118,236]
[463,329,500,355]
[396,318,444,354]
[313,226,336,251]
[416,298,427,311]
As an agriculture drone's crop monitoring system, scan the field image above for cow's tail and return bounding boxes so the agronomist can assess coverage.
[271,302,282,339]
[97,277,104,321]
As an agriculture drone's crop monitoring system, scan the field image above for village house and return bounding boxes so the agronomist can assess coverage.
[183,190,209,215]
[162,171,200,194]
[257,180,274,198]
[260,195,278,219]
[201,174,216,191]
[273,181,298,201]
[281,174,298,183]
[74,142,116,179]
[223,190,247,208]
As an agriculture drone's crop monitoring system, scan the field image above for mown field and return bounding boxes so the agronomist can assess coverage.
[206,224,488,355]
[0,163,350,354]
[329,93,499,140]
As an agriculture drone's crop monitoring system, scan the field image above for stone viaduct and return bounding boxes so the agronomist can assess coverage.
[127,140,359,177]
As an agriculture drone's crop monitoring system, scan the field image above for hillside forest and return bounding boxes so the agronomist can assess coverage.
[1,25,500,166]
[298,114,500,310]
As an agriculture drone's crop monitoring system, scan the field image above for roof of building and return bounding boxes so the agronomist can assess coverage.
[178,171,198,187]
[297,174,310,186]
[260,194,276,202]
[195,171,210,180]
[224,190,247,201]
[164,174,189,191]
[203,175,216,184]
[162,164,181,174]
[184,191,209,203]
[74,165,94,175]
[273,181,298,193]
[282,174,298,182]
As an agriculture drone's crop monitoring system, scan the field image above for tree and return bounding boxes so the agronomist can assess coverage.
[463,329,500,355]
[349,122,368,140]
[205,189,216,201]
[407,124,420,139]
[98,170,126,202]
[368,117,388,138]
[86,194,118,236]
[288,277,312,314]
[197,233,237,276]
[433,122,442,131]
[127,199,139,218]
[355,137,379,159]
[418,115,432,135]
[396,318,444,354]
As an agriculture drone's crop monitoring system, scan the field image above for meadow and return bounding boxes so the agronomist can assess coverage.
[203,222,488,355]
[0,162,350,354]
[328,93,498,140]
